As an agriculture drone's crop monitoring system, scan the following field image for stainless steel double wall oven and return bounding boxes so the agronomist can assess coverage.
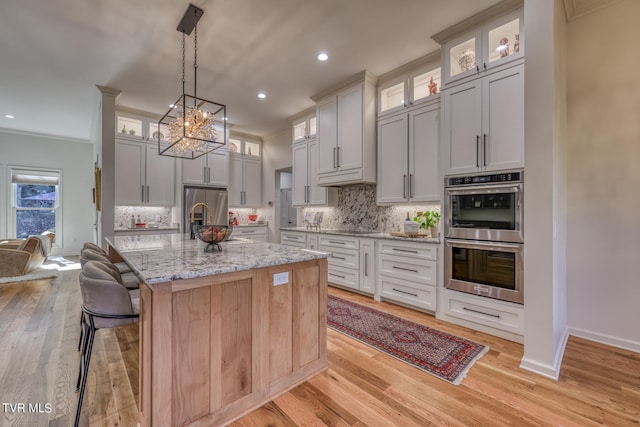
[444,170,524,304]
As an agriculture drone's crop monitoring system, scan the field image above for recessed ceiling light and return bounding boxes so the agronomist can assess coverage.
[222,117,228,121]
[4,114,15,119]
[257,92,267,99]
[317,52,329,61]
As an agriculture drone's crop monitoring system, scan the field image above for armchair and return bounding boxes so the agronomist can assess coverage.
[0,236,50,278]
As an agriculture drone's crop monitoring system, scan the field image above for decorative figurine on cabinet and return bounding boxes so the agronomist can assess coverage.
[428,76,437,95]
[499,37,509,58]
[514,33,520,53]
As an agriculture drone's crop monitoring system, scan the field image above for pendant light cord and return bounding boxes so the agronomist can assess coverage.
[194,24,198,106]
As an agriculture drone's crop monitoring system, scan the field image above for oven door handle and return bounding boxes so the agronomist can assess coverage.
[445,183,522,195]
[445,238,523,251]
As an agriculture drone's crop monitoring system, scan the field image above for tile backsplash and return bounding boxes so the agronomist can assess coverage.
[300,184,440,232]
[115,206,173,229]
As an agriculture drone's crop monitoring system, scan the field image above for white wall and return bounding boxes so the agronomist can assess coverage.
[261,127,293,242]
[566,0,640,351]
[0,130,94,256]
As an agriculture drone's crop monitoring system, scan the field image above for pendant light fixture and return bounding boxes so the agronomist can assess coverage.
[158,4,227,159]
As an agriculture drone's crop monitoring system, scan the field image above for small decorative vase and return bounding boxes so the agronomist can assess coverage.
[458,49,475,72]
[429,225,440,238]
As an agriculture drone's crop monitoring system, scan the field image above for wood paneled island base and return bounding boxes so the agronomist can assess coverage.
[138,259,328,427]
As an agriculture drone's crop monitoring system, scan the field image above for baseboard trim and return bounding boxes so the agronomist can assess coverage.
[519,329,569,380]
[567,327,640,353]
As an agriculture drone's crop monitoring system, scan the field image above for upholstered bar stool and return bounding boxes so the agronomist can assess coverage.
[80,249,138,289]
[81,242,132,274]
[74,260,139,427]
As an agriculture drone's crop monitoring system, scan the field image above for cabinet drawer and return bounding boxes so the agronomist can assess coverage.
[235,227,267,240]
[281,232,306,247]
[327,265,359,290]
[443,291,524,335]
[378,241,437,261]
[380,276,436,312]
[320,247,359,270]
[379,254,436,286]
[318,235,359,250]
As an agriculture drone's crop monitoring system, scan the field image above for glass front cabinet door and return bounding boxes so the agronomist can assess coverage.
[378,65,441,117]
[442,9,523,87]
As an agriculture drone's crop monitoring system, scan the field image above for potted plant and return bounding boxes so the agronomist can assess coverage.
[413,210,441,237]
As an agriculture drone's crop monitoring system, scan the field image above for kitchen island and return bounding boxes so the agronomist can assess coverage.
[106,234,330,427]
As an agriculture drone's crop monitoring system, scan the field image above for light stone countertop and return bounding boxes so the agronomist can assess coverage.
[279,227,440,244]
[106,233,329,285]
[114,227,180,232]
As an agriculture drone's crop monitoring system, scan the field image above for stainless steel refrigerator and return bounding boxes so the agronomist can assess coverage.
[183,186,228,238]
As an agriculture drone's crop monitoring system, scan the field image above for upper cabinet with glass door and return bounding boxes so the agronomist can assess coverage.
[292,112,317,144]
[378,51,441,118]
[435,6,523,87]
[228,136,261,159]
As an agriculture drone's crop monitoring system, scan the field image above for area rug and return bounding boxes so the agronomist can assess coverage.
[0,267,59,284]
[327,295,489,385]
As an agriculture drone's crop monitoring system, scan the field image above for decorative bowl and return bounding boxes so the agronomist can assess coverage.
[193,225,233,251]
[248,214,258,222]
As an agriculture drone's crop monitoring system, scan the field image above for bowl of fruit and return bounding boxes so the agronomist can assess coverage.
[193,225,233,252]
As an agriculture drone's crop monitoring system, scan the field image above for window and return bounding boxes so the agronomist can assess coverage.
[11,168,61,240]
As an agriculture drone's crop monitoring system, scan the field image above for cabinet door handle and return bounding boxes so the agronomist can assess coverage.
[476,65,480,73]
[476,135,480,167]
[392,265,419,273]
[141,185,145,203]
[207,167,211,183]
[329,272,346,279]
[483,134,487,166]
[364,253,368,277]
[333,147,337,169]
[410,174,414,198]
[392,288,418,297]
[392,248,418,254]
[328,240,346,245]
[331,255,346,260]
[336,146,340,168]
[146,185,150,202]
[483,62,487,71]
[463,307,501,318]
[403,174,407,198]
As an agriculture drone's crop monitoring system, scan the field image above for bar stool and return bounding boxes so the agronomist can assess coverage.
[74,260,139,427]
[82,242,133,274]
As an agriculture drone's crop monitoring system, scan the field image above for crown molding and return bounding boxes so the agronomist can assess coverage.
[562,0,622,22]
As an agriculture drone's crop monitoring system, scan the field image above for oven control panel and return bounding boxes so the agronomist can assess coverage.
[447,171,522,187]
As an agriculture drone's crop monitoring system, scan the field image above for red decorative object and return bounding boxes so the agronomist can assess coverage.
[248,214,258,222]
[428,76,437,95]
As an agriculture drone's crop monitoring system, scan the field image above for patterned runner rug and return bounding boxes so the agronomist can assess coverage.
[327,295,489,385]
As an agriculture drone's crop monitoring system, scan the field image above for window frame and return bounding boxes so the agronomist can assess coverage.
[8,166,62,247]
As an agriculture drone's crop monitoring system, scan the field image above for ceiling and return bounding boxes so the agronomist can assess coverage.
[0,0,502,142]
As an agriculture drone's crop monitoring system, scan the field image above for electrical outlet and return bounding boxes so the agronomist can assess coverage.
[273,272,289,286]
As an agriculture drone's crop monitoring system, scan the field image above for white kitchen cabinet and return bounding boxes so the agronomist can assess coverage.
[182,150,229,187]
[378,239,438,312]
[229,155,261,208]
[320,234,361,292]
[442,63,523,175]
[115,139,175,206]
[292,140,336,207]
[233,225,267,242]
[360,239,376,295]
[377,99,440,204]
[439,289,524,341]
[378,61,441,118]
[313,71,377,186]
[280,231,307,248]
[292,112,317,144]
[435,8,524,88]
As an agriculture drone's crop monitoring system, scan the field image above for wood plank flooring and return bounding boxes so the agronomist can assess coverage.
[1,263,639,426]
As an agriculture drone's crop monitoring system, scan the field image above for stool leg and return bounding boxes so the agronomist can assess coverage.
[77,311,84,351]
[75,320,89,392]
[74,316,96,427]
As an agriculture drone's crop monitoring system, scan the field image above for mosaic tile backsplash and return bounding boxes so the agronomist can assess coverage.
[300,184,440,232]
[115,206,173,229]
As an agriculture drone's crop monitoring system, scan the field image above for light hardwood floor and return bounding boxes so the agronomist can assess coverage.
[1,264,639,426]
